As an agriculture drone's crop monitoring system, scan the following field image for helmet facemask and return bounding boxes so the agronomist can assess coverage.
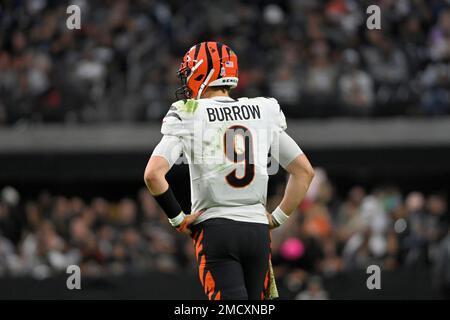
[175,66,192,100]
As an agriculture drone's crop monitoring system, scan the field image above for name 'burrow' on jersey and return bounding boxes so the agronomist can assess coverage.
[206,104,261,122]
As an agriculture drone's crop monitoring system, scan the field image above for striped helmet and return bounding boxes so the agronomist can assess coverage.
[176,42,239,100]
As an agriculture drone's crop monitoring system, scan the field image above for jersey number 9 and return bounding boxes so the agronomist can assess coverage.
[223,125,255,188]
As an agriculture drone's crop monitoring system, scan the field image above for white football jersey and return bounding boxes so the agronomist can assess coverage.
[160,96,288,225]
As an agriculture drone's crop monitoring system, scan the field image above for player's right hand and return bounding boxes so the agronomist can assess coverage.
[175,209,205,236]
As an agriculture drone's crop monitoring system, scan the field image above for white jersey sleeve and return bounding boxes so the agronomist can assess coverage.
[154,99,197,167]
[268,98,303,169]
[268,97,287,133]
[161,99,198,137]
[151,135,183,168]
[276,131,303,168]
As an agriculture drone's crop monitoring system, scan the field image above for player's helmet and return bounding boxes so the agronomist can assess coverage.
[176,42,239,100]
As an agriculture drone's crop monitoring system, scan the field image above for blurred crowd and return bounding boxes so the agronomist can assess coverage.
[0,186,197,278]
[268,169,450,299]
[0,170,449,298]
[1,0,450,125]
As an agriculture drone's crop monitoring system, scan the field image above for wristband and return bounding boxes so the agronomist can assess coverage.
[271,206,289,226]
[168,211,186,227]
[153,187,183,219]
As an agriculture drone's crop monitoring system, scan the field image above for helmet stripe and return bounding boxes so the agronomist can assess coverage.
[225,46,231,59]
[205,42,213,77]
[217,42,223,61]
[216,42,223,79]
[193,43,201,61]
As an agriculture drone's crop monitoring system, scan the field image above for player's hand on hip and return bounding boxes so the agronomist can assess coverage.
[176,209,205,236]
[266,212,278,230]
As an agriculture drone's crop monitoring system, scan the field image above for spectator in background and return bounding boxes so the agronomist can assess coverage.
[1,193,26,276]
[338,49,374,116]
[384,230,401,270]
[429,8,450,62]
[336,186,366,240]
[0,187,22,244]
[362,30,410,115]
[404,192,430,265]
[400,15,428,75]
[91,197,111,228]
[325,0,363,41]
[115,198,137,229]
[320,238,344,277]
[304,40,338,117]
[0,234,19,276]
[0,202,15,242]
[269,66,302,112]
[421,7,450,115]
[342,189,390,270]
[420,62,450,115]
[295,275,329,300]
[425,195,449,253]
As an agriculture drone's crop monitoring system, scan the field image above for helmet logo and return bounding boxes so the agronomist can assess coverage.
[220,66,226,77]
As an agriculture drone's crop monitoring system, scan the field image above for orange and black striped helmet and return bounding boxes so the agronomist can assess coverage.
[176,42,238,100]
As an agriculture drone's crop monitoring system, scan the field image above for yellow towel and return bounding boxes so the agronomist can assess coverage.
[264,259,279,300]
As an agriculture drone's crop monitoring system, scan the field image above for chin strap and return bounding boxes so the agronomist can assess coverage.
[196,68,215,99]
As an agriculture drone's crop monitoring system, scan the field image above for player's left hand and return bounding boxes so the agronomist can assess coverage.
[176,209,205,236]
[266,212,278,230]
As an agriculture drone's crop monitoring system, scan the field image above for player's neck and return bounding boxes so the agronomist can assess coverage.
[201,90,230,99]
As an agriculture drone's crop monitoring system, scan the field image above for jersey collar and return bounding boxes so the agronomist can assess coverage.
[210,96,237,102]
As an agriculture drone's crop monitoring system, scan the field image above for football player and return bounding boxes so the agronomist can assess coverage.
[144,42,314,300]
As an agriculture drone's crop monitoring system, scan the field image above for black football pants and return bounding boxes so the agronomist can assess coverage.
[190,218,271,300]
